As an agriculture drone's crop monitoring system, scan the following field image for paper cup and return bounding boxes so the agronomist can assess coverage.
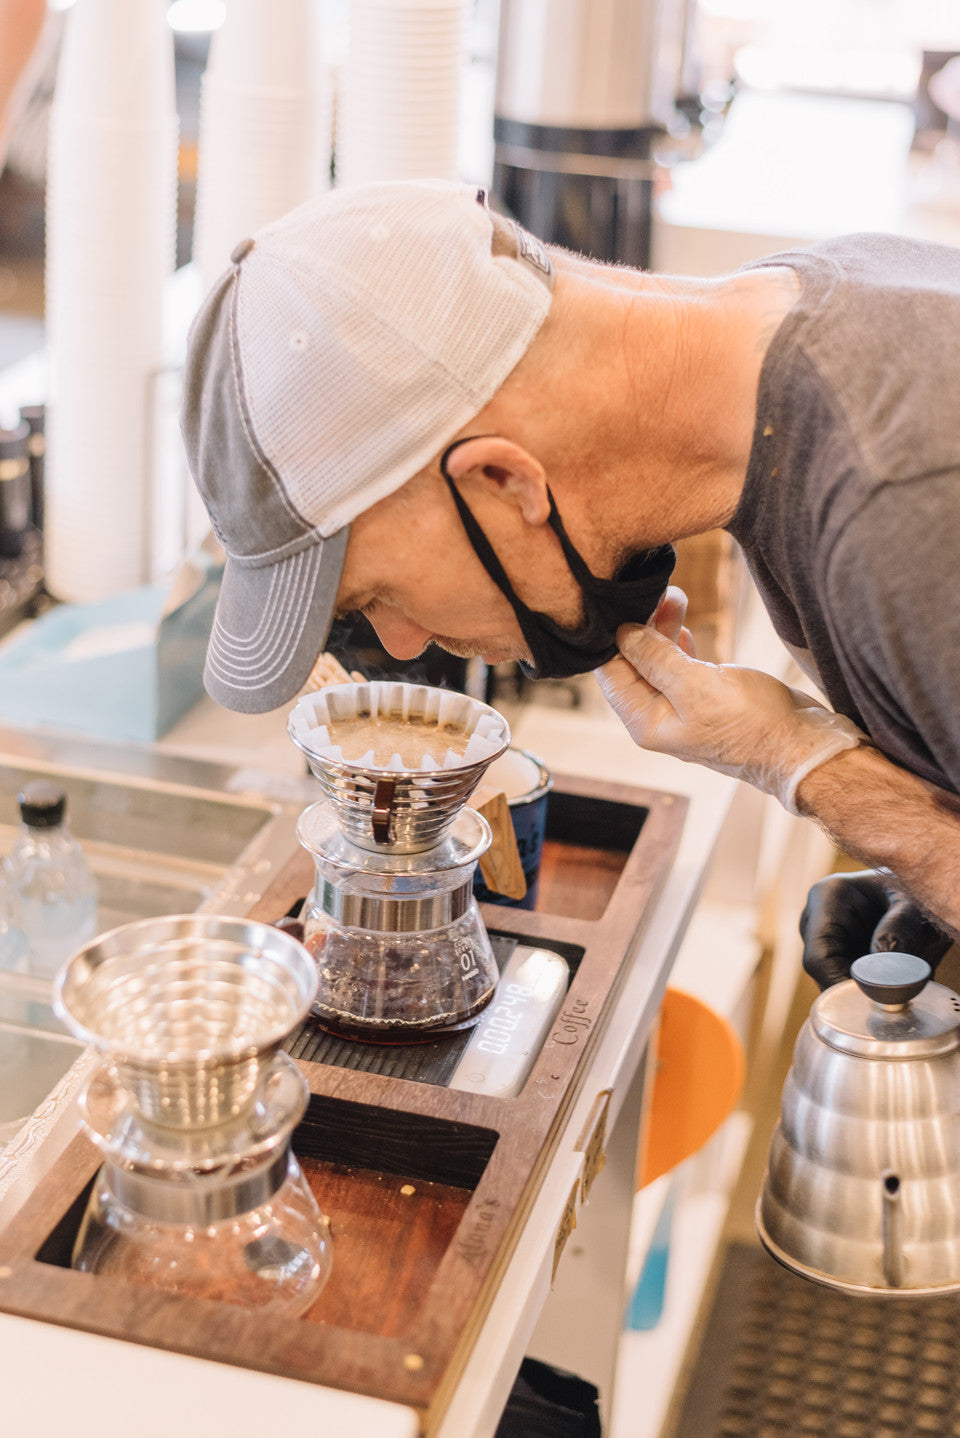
[473,748,552,910]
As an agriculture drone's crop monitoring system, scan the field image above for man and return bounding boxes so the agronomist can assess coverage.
[181,180,960,983]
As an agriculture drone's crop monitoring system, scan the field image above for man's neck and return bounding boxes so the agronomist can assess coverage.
[540,256,800,563]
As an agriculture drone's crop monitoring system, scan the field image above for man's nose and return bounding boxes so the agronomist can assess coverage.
[366,606,433,661]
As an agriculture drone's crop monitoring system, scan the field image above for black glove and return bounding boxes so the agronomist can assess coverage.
[799,869,952,990]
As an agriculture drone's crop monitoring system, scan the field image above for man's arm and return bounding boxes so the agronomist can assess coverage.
[795,744,960,939]
[597,618,960,938]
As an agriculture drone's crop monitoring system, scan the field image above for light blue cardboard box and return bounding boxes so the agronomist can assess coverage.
[0,549,223,744]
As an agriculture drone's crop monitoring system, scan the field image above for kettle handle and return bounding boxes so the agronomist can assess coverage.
[851,951,931,1006]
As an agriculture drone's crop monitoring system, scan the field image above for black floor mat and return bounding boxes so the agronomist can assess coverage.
[672,1241,960,1437]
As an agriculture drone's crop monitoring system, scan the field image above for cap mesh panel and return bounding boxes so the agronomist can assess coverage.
[236,181,551,535]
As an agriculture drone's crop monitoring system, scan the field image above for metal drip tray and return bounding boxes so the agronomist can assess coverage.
[0,724,306,1143]
[0,739,294,928]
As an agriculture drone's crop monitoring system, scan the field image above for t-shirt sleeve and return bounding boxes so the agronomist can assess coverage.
[824,470,960,791]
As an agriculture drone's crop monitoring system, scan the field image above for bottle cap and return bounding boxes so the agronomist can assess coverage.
[18,780,67,828]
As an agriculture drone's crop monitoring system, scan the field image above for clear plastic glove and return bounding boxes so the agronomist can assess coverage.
[800,869,952,990]
[596,615,864,813]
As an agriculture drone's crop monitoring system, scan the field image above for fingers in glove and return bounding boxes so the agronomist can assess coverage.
[595,652,660,707]
[615,622,698,697]
[594,650,677,750]
[871,896,952,970]
[651,590,697,659]
[598,624,693,730]
[800,870,891,990]
[617,620,675,668]
[651,587,688,642]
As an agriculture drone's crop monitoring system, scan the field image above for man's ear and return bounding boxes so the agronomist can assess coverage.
[441,435,551,526]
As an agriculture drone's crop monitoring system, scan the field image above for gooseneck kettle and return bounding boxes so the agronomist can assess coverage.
[757,951,960,1295]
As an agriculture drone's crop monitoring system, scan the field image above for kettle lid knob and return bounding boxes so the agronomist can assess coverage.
[851,951,932,1006]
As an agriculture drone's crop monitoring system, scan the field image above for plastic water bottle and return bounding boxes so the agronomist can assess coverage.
[0,870,28,973]
[4,782,98,978]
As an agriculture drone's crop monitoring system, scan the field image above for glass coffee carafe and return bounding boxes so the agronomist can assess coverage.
[288,681,511,1042]
[54,914,333,1316]
[296,800,497,1040]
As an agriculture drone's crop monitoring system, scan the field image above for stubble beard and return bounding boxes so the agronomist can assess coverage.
[429,634,529,665]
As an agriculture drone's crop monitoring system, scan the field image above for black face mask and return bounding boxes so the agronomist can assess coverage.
[440,439,676,680]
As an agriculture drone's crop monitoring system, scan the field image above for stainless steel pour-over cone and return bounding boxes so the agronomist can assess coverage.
[288,680,511,852]
[55,915,332,1315]
[54,914,318,1129]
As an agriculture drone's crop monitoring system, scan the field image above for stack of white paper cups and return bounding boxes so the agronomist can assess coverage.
[339,0,467,187]
[193,0,330,292]
[44,0,178,603]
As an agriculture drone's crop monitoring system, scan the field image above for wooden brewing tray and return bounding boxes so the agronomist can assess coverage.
[0,774,686,1431]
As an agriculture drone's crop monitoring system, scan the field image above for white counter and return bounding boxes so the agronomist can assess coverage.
[0,687,739,1438]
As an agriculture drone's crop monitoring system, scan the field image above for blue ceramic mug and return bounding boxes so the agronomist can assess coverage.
[473,747,552,910]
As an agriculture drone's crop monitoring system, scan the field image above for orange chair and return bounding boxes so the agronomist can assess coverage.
[638,987,745,1189]
[629,989,745,1330]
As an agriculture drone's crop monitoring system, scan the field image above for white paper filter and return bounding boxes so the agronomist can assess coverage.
[289,682,509,773]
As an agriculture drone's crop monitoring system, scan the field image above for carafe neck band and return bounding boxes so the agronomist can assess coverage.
[316,876,474,933]
[103,1148,292,1225]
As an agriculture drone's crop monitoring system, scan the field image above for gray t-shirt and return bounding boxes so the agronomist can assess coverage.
[728,233,960,794]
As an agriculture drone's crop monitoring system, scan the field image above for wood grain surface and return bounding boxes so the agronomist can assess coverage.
[536,839,627,920]
[299,1160,472,1339]
[0,775,687,1431]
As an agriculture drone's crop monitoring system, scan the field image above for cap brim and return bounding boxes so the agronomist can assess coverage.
[203,526,350,714]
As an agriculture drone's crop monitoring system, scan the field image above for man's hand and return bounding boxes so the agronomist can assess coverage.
[800,870,952,990]
[596,614,863,812]
[598,595,960,949]
[647,586,696,653]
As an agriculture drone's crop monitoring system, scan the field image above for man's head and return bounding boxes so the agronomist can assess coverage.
[180,180,555,713]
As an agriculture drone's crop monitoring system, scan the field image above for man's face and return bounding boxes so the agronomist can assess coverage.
[333,474,583,665]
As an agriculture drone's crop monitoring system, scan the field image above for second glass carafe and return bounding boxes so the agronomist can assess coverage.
[54,914,333,1316]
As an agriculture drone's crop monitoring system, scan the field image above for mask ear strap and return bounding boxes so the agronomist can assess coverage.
[440,437,675,610]
[441,436,586,595]
[439,438,534,615]
[544,495,596,585]
[543,488,673,593]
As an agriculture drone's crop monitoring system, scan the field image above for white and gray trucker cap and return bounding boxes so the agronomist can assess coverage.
[180,179,555,714]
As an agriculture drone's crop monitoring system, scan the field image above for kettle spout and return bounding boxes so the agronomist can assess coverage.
[881,1171,903,1287]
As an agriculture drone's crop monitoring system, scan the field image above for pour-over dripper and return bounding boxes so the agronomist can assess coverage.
[54,915,332,1315]
[289,681,510,1040]
[288,680,511,852]
[55,914,319,1129]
